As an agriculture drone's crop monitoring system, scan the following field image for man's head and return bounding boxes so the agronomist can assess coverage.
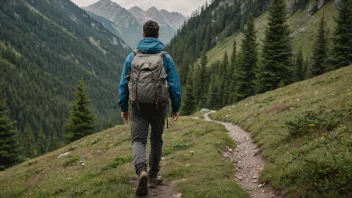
[143,20,159,38]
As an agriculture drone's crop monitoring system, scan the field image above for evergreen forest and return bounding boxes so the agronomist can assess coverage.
[167,0,352,115]
[0,0,130,163]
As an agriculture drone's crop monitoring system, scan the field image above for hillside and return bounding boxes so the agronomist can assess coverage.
[0,0,130,142]
[0,118,248,198]
[211,65,352,197]
[166,0,338,84]
[206,0,338,65]
[165,0,349,118]
[166,0,272,84]
[2,66,350,197]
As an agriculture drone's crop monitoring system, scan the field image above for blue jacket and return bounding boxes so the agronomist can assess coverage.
[118,37,182,113]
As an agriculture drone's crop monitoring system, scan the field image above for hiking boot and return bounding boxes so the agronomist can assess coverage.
[148,175,163,188]
[136,171,148,196]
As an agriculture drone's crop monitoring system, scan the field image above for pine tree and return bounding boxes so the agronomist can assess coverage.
[0,94,19,170]
[227,40,237,104]
[294,47,305,81]
[207,78,219,110]
[50,132,60,151]
[256,0,293,93]
[223,79,231,106]
[36,128,47,156]
[203,26,212,51]
[311,14,329,76]
[331,0,352,68]
[181,68,196,115]
[234,13,258,101]
[233,51,244,102]
[194,52,208,106]
[219,52,229,106]
[22,124,36,159]
[228,40,237,104]
[199,53,210,108]
[304,55,311,78]
[230,40,237,66]
[179,48,191,85]
[64,79,95,143]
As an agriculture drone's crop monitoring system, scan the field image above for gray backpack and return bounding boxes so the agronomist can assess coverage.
[128,50,170,105]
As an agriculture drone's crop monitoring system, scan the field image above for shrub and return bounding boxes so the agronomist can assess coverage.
[285,111,343,138]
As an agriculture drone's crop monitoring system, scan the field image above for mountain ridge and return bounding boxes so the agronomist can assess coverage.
[84,0,142,47]
[84,0,186,47]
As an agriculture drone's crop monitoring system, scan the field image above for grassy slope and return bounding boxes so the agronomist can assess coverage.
[206,1,337,65]
[211,66,352,197]
[0,118,248,198]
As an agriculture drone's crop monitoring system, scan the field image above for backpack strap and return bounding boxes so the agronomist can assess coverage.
[159,51,167,57]
[133,49,142,55]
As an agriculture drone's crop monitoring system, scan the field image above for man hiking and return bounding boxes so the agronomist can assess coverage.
[118,20,182,196]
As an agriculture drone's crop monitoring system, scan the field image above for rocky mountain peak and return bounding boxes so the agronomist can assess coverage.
[85,0,122,10]
[147,6,159,12]
[85,1,186,46]
[129,6,144,12]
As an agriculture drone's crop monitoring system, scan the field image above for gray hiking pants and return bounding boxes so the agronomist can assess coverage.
[131,104,166,178]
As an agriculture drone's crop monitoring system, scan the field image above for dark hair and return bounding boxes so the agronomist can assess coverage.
[143,20,159,38]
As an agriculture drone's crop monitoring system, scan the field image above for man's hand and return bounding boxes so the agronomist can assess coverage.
[121,111,130,123]
[171,112,179,122]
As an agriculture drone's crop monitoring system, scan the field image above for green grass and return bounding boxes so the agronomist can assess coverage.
[0,118,248,198]
[211,66,352,197]
[206,1,338,66]
[190,111,208,119]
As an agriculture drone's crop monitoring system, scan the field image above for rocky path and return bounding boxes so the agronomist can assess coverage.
[135,181,182,198]
[204,111,279,198]
[148,182,181,198]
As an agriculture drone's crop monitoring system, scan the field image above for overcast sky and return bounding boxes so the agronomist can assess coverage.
[71,0,208,16]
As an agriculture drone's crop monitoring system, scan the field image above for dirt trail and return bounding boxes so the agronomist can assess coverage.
[147,182,181,198]
[204,111,280,198]
[130,178,182,198]
[135,179,182,198]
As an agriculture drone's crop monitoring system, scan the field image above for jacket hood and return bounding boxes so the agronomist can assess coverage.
[137,37,165,54]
